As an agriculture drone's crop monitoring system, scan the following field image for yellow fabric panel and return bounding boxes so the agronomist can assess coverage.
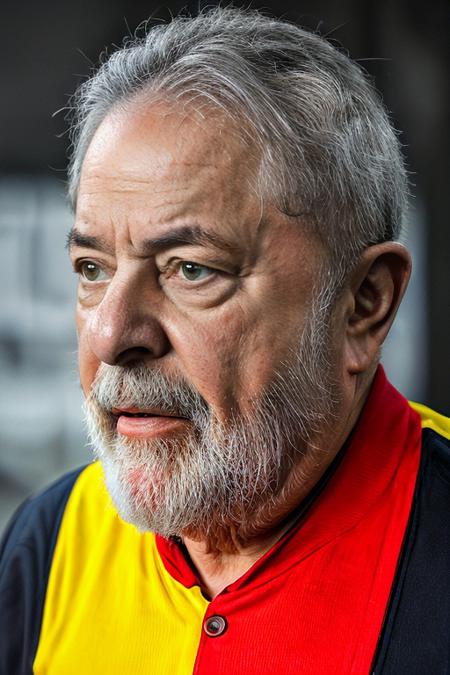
[33,462,209,675]
[410,401,450,440]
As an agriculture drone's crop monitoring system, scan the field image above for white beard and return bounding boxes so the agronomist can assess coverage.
[83,281,340,541]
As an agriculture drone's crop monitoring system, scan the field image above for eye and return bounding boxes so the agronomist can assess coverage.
[179,261,213,282]
[78,261,107,282]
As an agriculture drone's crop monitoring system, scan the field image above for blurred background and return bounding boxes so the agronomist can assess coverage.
[0,0,448,533]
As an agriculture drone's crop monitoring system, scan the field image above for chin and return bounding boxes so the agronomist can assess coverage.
[100,457,162,532]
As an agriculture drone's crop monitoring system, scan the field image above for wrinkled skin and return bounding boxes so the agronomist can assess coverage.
[70,102,411,595]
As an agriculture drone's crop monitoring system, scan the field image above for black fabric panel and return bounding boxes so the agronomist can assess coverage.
[373,429,450,674]
[0,466,86,675]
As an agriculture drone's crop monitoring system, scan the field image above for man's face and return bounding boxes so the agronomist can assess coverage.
[71,103,340,544]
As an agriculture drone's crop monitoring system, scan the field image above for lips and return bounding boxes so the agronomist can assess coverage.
[112,407,181,418]
[111,407,190,439]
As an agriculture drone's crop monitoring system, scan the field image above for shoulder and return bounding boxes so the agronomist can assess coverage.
[410,401,450,479]
[409,401,450,443]
[0,466,87,565]
[0,465,88,675]
[373,405,450,673]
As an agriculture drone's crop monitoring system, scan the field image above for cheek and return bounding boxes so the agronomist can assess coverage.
[76,307,99,396]
[234,322,299,405]
[166,303,301,416]
[166,309,245,414]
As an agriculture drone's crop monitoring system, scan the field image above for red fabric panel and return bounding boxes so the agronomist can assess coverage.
[157,368,422,674]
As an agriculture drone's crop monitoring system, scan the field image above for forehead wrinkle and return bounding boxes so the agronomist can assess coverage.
[79,164,222,202]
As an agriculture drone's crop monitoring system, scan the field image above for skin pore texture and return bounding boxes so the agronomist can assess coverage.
[72,102,411,598]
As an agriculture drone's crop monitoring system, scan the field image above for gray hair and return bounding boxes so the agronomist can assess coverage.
[67,6,408,278]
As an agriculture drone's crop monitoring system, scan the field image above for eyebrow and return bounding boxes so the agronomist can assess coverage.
[142,226,237,254]
[66,225,237,255]
[66,228,114,255]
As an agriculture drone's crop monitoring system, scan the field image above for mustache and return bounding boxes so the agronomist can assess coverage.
[87,364,210,422]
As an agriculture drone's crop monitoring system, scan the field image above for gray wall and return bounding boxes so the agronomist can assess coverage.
[0,178,87,531]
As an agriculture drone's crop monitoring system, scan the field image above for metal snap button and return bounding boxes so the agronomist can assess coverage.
[204,614,227,637]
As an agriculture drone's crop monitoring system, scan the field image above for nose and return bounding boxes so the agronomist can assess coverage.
[86,277,170,366]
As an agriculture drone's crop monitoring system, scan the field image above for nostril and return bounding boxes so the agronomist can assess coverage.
[115,346,156,367]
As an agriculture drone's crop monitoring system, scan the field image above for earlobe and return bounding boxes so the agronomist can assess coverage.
[345,243,411,374]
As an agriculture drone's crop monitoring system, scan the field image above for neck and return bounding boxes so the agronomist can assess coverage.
[183,517,296,599]
[182,435,345,599]
[182,371,374,599]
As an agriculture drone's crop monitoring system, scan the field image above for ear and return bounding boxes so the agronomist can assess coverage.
[344,242,412,375]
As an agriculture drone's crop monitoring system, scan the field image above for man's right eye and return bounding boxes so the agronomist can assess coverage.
[78,261,107,282]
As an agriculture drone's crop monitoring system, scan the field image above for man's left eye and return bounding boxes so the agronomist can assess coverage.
[179,262,213,282]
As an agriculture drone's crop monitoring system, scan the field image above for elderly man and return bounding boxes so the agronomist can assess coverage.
[1,7,449,675]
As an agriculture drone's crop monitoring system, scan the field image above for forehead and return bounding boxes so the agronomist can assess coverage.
[77,102,261,232]
[74,101,326,280]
